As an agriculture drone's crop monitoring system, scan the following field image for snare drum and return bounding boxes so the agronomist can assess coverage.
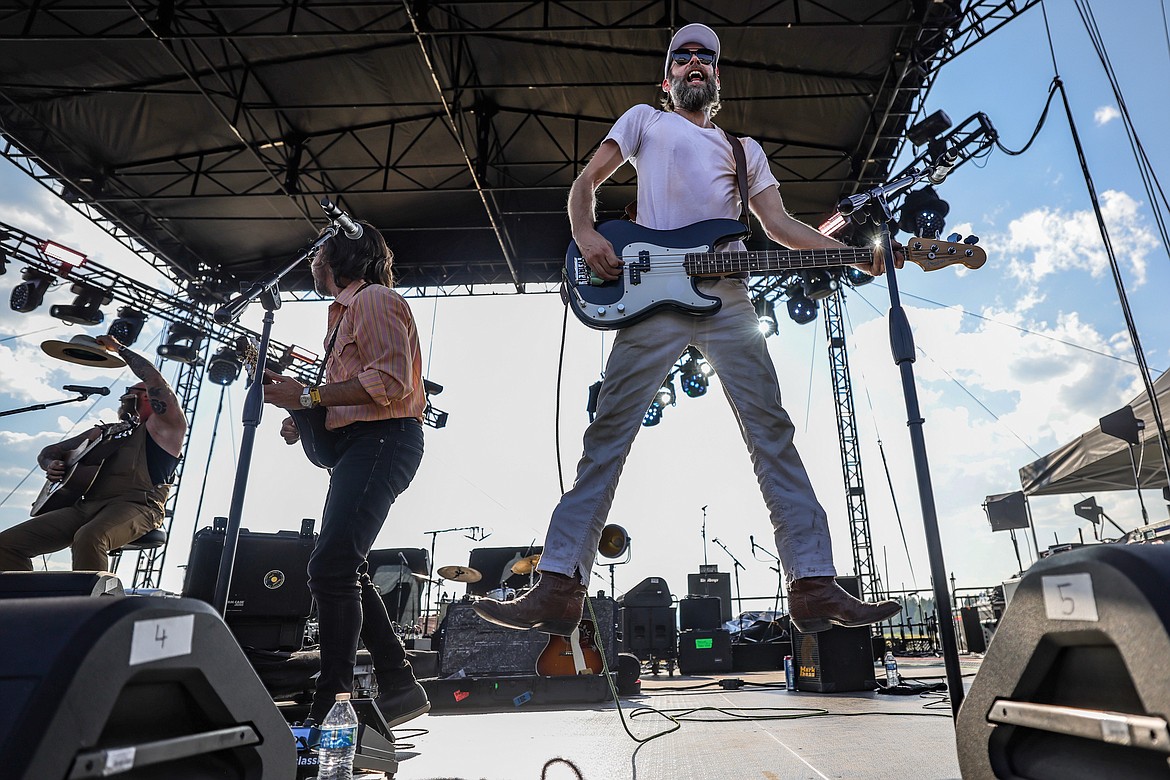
[486,586,516,601]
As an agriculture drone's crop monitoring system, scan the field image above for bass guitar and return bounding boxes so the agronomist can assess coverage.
[535,617,604,677]
[31,422,134,516]
[564,218,986,330]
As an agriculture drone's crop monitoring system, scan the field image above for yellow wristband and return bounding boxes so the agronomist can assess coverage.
[309,386,323,407]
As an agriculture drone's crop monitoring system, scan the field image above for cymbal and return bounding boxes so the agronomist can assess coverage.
[511,554,541,575]
[437,565,482,583]
[41,334,125,368]
[408,571,440,584]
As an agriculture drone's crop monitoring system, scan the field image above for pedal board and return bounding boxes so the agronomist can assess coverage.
[292,698,397,779]
[423,673,614,711]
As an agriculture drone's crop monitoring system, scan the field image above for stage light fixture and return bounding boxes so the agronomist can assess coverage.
[907,110,953,148]
[49,283,111,326]
[157,321,205,364]
[10,267,54,312]
[107,306,147,346]
[897,186,950,239]
[844,266,874,287]
[656,377,676,407]
[801,270,839,301]
[679,347,709,398]
[642,400,664,427]
[423,378,449,429]
[753,296,777,337]
[207,345,243,385]
[786,284,818,325]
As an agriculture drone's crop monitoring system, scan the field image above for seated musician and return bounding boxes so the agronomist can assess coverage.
[0,335,185,572]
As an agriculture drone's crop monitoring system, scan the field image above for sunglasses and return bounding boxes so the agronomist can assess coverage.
[670,49,716,67]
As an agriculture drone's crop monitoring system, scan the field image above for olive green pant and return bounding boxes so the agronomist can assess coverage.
[0,497,161,572]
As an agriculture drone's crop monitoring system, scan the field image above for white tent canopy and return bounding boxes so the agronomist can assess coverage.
[1019,371,1170,496]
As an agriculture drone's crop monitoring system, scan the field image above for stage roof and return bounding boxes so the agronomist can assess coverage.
[0,1,987,294]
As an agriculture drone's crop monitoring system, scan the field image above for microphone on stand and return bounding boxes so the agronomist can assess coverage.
[749,534,756,551]
[319,198,364,239]
[927,150,959,185]
[63,385,110,396]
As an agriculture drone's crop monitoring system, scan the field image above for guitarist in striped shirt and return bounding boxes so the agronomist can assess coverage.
[262,222,430,728]
[0,334,184,573]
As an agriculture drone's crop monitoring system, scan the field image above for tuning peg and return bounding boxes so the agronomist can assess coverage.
[947,232,962,243]
[963,235,980,245]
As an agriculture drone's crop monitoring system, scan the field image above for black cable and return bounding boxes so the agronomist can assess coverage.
[555,297,570,494]
[994,78,1060,157]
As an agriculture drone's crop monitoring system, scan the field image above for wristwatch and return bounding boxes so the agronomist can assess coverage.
[299,387,314,409]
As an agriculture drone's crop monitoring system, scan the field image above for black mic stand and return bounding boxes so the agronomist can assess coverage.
[837,164,965,717]
[711,537,745,619]
[0,389,105,418]
[749,536,785,616]
[209,225,339,615]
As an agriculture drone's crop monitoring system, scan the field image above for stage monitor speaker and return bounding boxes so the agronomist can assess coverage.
[465,546,543,597]
[618,576,672,608]
[676,629,733,675]
[687,570,733,622]
[791,576,875,693]
[0,595,295,779]
[679,596,722,631]
[985,491,1031,532]
[622,605,677,660]
[0,571,123,598]
[182,521,315,651]
[957,544,1170,780]
[960,605,990,654]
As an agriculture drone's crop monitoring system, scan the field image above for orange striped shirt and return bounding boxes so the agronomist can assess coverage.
[323,280,426,429]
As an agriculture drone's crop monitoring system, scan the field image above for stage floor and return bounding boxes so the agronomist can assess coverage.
[389,655,982,780]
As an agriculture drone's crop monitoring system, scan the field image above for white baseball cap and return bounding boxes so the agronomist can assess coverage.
[664,23,721,79]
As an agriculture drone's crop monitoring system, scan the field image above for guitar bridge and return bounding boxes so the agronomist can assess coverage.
[573,257,593,285]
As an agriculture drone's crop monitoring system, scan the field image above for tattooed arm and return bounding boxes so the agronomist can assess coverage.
[96,334,188,456]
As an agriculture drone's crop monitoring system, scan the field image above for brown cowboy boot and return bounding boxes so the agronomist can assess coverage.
[472,571,585,636]
[788,576,901,633]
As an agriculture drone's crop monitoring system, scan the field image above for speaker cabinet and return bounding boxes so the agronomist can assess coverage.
[791,576,876,693]
[0,596,295,779]
[622,605,677,660]
[687,570,732,622]
[677,629,733,675]
[957,544,1170,780]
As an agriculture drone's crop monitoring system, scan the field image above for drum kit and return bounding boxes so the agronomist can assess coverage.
[433,553,544,602]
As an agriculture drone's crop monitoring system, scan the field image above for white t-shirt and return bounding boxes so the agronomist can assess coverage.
[604,104,779,250]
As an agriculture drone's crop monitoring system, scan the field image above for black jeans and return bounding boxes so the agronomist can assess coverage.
[308,417,424,721]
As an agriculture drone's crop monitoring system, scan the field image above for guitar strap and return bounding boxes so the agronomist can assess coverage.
[314,281,373,385]
[622,127,751,236]
[569,625,587,675]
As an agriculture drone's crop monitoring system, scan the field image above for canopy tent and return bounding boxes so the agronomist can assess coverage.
[1019,371,1170,496]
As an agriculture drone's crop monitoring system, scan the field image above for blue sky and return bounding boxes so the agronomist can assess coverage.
[1,2,1167,605]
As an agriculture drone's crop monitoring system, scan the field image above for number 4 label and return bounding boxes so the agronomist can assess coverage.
[1041,573,1099,622]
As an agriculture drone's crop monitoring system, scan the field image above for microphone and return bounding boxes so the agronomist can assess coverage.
[927,150,959,185]
[63,385,110,396]
[319,198,364,240]
[749,534,755,549]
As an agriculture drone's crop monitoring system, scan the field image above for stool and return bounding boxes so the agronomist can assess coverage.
[108,528,168,573]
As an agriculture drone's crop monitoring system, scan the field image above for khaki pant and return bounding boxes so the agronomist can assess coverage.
[541,277,837,588]
[0,496,161,572]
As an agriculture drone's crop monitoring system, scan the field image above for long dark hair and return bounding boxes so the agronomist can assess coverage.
[319,221,395,287]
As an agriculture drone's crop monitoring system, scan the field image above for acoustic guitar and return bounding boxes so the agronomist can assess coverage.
[31,422,135,516]
[535,617,604,677]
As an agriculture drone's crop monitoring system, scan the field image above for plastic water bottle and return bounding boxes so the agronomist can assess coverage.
[883,651,899,686]
[317,693,358,780]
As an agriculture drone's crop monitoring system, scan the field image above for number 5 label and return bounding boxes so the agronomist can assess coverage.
[1041,573,1099,622]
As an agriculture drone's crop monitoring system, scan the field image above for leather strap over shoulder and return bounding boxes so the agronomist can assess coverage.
[721,128,752,232]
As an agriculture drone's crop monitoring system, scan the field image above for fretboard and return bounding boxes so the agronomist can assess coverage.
[685,248,874,277]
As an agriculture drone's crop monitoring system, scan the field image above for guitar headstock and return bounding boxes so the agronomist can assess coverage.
[904,236,987,271]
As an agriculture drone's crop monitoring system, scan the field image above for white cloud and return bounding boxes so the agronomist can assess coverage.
[1094,105,1121,125]
[1003,190,1155,286]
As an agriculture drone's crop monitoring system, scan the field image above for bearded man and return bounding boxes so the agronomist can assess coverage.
[475,23,903,637]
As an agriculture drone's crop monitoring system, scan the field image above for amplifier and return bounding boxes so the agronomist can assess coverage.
[791,576,876,693]
[622,605,677,660]
[677,629,733,675]
[679,596,722,631]
[439,596,618,677]
[687,571,732,622]
[182,520,316,651]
